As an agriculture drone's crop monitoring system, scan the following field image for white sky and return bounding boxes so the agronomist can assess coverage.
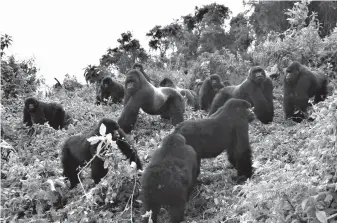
[1,0,245,86]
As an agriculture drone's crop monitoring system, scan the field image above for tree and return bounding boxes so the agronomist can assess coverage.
[180,3,230,57]
[1,34,13,58]
[100,31,148,73]
[226,13,254,53]
[146,22,183,58]
[248,1,293,41]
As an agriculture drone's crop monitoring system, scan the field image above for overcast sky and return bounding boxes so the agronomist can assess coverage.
[1,0,245,86]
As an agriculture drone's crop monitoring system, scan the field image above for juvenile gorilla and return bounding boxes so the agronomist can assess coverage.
[159,77,199,110]
[199,74,225,111]
[61,118,142,189]
[174,98,254,181]
[209,66,274,124]
[118,69,185,133]
[283,61,328,123]
[23,97,70,130]
[133,63,152,83]
[141,134,198,223]
[96,76,124,105]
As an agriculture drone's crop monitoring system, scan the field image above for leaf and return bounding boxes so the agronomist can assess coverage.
[315,211,327,223]
[99,123,107,136]
[301,198,308,210]
[87,136,103,145]
[104,160,109,169]
[96,141,103,155]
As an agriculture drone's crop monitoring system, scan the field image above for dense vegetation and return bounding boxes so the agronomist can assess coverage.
[1,1,337,222]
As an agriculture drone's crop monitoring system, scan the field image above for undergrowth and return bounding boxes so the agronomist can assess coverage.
[1,84,336,222]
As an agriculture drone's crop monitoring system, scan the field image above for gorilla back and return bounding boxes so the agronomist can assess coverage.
[141,134,198,223]
[23,97,68,130]
[159,77,199,110]
[118,69,185,133]
[174,98,254,180]
[209,66,274,124]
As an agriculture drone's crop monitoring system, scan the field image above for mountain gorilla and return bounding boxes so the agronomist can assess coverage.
[208,66,274,124]
[174,98,254,181]
[283,61,328,123]
[141,134,198,223]
[96,76,124,105]
[199,74,225,111]
[61,118,142,189]
[23,97,70,130]
[159,77,199,110]
[133,63,152,83]
[118,70,185,133]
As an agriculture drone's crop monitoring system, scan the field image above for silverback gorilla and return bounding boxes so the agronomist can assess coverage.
[283,61,328,123]
[61,118,142,189]
[118,70,185,133]
[23,97,70,130]
[141,134,198,223]
[159,77,199,110]
[199,74,225,111]
[174,98,254,181]
[96,76,124,105]
[208,66,274,124]
[133,63,152,83]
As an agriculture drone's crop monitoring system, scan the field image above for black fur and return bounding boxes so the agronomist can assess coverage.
[209,66,274,124]
[23,97,69,130]
[133,63,152,83]
[61,118,142,188]
[118,70,185,133]
[199,74,224,111]
[159,77,199,110]
[283,61,328,122]
[141,134,198,223]
[174,98,254,181]
[96,76,124,105]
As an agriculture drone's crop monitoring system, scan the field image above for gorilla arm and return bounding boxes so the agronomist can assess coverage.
[234,122,252,179]
[118,99,141,134]
[254,78,274,123]
[116,128,143,169]
[294,77,313,112]
[283,76,296,119]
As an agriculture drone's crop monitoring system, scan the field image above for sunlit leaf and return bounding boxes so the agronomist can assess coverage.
[87,136,103,145]
[99,123,107,136]
[315,211,327,223]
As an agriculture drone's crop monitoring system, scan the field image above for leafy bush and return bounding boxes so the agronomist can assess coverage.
[1,56,42,100]
[190,48,251,85]
[62,74,83,92]
[251,2,337,77]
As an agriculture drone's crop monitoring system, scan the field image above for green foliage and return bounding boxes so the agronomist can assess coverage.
[1,55,42,100]
[226,13,254,53]
[83,65,113,84]
[146,22,183,58]
[1,34,12,58]
[100,32,148,73]
[190,48,251,85]
[251,2,337,75]
[62,74,83,91]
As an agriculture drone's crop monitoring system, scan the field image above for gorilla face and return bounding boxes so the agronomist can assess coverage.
[125,71,143,96]
[102,77,113,90]
[98,118,121,140]
[285,62,301,84]
[210,75,222,92]
[249,67,266,85]
[25,98,39,113]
